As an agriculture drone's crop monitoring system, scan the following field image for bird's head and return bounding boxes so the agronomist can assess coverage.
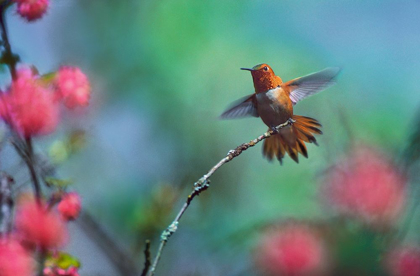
[241,64,281,93]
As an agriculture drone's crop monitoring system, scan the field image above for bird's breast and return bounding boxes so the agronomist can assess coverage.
[256,87,293,128]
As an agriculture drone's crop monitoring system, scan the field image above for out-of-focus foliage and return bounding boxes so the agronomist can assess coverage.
[44,252,80,270]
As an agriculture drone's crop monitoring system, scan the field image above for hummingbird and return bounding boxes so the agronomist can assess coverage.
[220,64,340,164]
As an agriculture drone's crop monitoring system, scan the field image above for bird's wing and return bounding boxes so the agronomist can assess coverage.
[219,94,259,119]
[282,67,340,105]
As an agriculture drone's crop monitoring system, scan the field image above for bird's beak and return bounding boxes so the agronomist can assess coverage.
[240,68,253,71]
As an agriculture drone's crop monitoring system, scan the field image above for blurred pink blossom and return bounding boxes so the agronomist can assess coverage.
[386,246,420,276]
[15,199,68,249]
[55,67,91,109]
[2,68,59,137]
[0,238,34,276]
[14,0,49,22]
[44,266,79,276]
[256,222,327,276]
[0,93,8,119]
[323,145,406,225]
[58,192,81,221]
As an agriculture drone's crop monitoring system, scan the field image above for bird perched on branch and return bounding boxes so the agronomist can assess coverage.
[220,64,340,164]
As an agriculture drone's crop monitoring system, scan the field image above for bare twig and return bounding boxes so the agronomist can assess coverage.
[141,240,151,276]
[9,135,43,204]
[37,249,47,276]
[24,137,42,202]
[0,1,18,80]
[145,119,295,276]
[0,172,14,236]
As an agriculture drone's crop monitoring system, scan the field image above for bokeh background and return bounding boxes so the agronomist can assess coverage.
[6,0,420,275]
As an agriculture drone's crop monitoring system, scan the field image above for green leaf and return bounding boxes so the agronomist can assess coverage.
[44,177,73,188]
[39,72,57,85]
[49,140,69,164]
[45,252,81,269]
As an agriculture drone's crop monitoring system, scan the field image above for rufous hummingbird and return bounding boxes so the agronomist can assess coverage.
[220,64,340,164]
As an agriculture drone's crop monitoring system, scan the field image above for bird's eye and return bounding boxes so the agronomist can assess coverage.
[263,66,269,71]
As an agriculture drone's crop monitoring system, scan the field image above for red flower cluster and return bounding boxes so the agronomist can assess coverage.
[0,66,91,138]
[256,222,327,276]
[15,199,68,249]
[58,192,82,221]
[386,246,420,276]
[323,145,406,225]
[0,4,88,275]
[8,195,81,275]
[0,239,34,276]
[13,0,49,22]
[43,266,80,276]
[54,67,91,109]
[1,68,58,137]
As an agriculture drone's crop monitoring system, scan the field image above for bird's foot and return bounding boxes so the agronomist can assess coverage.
[272,118,295,133]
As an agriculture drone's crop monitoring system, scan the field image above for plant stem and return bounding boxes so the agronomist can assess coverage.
[0,1,17,80]
[37,248,47,276]
[145,119,294,276]
[0,172,14,236]
[24,137,42,202]
[140,240,151,276]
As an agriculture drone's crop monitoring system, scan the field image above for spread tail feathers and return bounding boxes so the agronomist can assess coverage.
[262,115,322,164]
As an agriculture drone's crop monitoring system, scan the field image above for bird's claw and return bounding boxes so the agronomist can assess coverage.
[272,118,295,133]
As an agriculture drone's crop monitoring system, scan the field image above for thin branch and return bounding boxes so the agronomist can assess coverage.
[9,135,43,203]
[145,119,295,276]
[0,1,18,80]
[24,137,42,202]
[37,248,47,276]
[0,172,14,236]
[141,240,151,276]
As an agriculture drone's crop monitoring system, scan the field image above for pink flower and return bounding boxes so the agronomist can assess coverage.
[4,68,59,137]
[44,266,79,276]
[58,192,81,221]
[55,67,91,109]
[0,239,34,276]
[15,199,67,249]
[322,145,406,225]
[0,93,9,119]
[43,267,54,276]
[14,0,49,22]
[386,246,420,276]
[256,222,327,276]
